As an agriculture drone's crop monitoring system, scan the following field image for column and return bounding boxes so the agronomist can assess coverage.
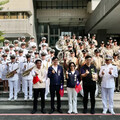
[97,29,107,46]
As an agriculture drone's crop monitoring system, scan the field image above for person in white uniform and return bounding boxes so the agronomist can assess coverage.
[7,55,19,100]
[1,54,10,91]
[99,55,118,115]
[3,40,10,51]
[28,36,37,50]
[22,54,35,100]
[17,49,26,92]
[20,42,28,56]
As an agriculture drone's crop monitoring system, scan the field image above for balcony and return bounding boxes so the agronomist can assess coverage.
[0,19,33,37]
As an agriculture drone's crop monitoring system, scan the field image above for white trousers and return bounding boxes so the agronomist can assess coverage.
[67,87,78,113]
[24,79,33,98]
[22,78,25,93]
[101,87,114,111]
[18,74,22,92]
[8,80,18,99]
[45,78,50,97]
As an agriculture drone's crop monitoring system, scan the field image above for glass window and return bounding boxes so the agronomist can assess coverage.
[0,13,4,19]
[39,25,44,33]
[50,28,54,35]
[55,28,58,35]
[10,12,18,19]
[50,37,55,46]
[44,24,48,33]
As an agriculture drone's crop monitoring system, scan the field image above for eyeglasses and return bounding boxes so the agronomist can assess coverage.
[70,65,75,67]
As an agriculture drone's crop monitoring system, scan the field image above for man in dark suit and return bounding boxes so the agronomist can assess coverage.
[48,57,64,114]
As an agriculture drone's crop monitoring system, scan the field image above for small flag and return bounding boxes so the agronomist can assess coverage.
[59,85,64,97]
[75,80,82,93]
[33,72,40,84]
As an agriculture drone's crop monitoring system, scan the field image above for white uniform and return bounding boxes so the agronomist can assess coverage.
[21,48,28,56]
[39,50,48,58]
[7,62,19,100]
[22,61,35,99]
[17,56,26,92]
[1,60,10,80]
[0,64,2,79]
[99,64,118,112]
[9,50,15,55]
[28,41,37,50]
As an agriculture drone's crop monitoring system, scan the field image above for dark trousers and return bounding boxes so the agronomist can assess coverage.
[33,88,45,110]
[50,85,61,110]
[83,85,96,110]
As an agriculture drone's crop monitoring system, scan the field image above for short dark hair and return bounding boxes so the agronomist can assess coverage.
[35,59,42,64]
[85,55,92,59]
[69,62,76,70]
[52,56,58,61]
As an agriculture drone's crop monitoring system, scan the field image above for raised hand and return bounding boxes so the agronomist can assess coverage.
[102,69,105,75]
[52,69,55,74]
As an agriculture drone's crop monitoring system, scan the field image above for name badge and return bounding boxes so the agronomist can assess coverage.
[58,70,61,76]
[74,74,77,81]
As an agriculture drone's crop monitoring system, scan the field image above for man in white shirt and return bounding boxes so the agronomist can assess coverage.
[99,55,118,115]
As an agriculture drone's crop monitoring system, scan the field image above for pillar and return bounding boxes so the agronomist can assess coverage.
[97,29,107,47]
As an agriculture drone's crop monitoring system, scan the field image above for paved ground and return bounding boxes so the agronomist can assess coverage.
[0,114,120,120]
[0,109,120,120]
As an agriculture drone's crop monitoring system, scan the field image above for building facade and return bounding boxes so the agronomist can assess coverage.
[0,0,120,47]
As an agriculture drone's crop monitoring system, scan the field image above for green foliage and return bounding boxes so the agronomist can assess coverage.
[0,31,5,41]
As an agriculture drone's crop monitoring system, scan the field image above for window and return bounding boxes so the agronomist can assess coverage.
[0,12,29,19]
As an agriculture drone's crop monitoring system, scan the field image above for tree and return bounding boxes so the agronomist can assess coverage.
[0,0,9,10]
[0,0,9,41]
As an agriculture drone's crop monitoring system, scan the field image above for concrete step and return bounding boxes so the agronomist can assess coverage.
[0,93,120,108]
[0,91,69,98]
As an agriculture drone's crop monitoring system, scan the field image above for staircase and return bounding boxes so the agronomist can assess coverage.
[0,80,120,113]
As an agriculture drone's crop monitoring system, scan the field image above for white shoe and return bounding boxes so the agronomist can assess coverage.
[8,97,12,101]
[73,112,78,114]
[45,96,48,100]
[38,97,41,100]
[24,97,27,100]
[29,97,32,100]
[67,111,72,114]
[102,110,107,114]
[109,110,115,115]
[14,97,17,100]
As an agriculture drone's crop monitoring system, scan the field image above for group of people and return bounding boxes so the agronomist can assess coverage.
[0,34,119,115]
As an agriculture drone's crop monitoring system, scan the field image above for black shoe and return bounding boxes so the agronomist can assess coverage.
[83,109,87,114]
[41,109,46,114]
[90,109,95,114]
[49,109,54,114]
[57,109,63,113]
[114,89,117,92]
[31,109,37,114]
[116,89,120,92]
